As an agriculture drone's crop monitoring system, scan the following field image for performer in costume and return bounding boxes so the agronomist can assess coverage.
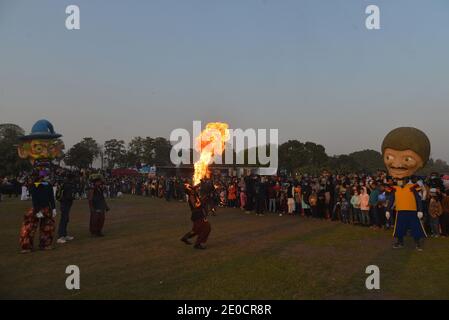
[17,119,64,253]
[181,183,211,250]
[382,127,431,251]
[19,170,57,252]
[88,174,110,237]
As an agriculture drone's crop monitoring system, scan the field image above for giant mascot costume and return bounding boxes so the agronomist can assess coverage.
[17,120,64,253]
[382,127,430,251]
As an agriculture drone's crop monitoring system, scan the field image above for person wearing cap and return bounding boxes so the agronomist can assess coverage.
[382,127,431,251]
[17,119,64,166]
[88,174,110,237]
[17,119,63,253]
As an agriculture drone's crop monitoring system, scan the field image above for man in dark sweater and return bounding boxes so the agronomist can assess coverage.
[19,171,57,253]
[88,175,110,237]
[255,176,267,216]
[56,173,76,244]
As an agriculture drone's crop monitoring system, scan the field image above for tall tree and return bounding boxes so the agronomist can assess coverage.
[152,137,172,166]
[327,155,360,173]
[136,137,172,166]
[141,137,155,165]
[278,140,306,174]
[304,141,328,167]
[126,136,146,167]
[104,139,126,169]
[64,137,100,169]
[348,149,384,172]
[0,123,30,176]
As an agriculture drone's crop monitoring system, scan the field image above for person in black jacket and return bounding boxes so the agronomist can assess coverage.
[56,173,76,244]
[255,176,267,216]
[88,175,110,237]
[19,170,57,253]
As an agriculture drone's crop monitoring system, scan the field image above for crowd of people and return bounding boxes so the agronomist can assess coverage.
[106,170,449,239]
[1,170,188,202]
[3,169,449,248]
[192,171,449,238]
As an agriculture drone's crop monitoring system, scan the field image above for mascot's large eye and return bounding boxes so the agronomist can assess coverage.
[405,157,413,162]
[386,155,394,161]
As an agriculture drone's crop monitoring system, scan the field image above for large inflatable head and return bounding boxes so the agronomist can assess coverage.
[17,119,64,166]
[382,127,431,179]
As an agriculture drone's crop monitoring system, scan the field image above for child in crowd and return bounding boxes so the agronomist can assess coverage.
[351,188,361,224]
[341,197,350,224]
[360,187,370,226]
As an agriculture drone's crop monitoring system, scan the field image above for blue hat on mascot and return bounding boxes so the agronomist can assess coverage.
[19,119,62,141]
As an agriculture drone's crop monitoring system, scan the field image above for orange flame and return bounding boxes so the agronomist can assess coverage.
[193,122,230,186]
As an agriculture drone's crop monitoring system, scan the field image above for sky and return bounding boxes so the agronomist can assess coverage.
[1,0,448,161]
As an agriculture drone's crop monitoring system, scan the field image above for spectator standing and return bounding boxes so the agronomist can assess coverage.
[428,190,443,237]
[268,182,276,213]
[88,175,110,237]
[56,173,76,244]
[360,187,370,226]
[440,190,449,237]
[287,182,295,215]
[351,189,361,224]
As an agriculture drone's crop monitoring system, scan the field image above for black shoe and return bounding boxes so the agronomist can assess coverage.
[194,244,207,250]
[393,243,404,249]
[181,237,192,245]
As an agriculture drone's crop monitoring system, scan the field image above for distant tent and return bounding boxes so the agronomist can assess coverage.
[111,168,140,177]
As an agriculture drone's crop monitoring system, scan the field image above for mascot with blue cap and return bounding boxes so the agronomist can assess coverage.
[17,120,64,253]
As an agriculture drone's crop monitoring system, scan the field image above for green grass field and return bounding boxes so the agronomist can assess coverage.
[1,195,448,300]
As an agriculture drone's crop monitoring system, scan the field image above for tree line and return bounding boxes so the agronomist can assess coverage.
[1,123,448,176]
[64,136,172,169]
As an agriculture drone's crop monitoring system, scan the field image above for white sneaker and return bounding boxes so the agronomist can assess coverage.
[56,237,67,244]
[64,236,75,241]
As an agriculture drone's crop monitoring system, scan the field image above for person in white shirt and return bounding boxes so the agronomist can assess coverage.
[21,184,29,201]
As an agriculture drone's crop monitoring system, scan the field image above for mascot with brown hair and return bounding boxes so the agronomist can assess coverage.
[17,119,64,253]
[382,127,430,251]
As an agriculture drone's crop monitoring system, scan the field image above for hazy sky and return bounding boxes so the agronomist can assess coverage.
[1,0,448,160]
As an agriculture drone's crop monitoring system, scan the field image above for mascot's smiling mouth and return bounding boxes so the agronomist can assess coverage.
[389,166,409,171]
